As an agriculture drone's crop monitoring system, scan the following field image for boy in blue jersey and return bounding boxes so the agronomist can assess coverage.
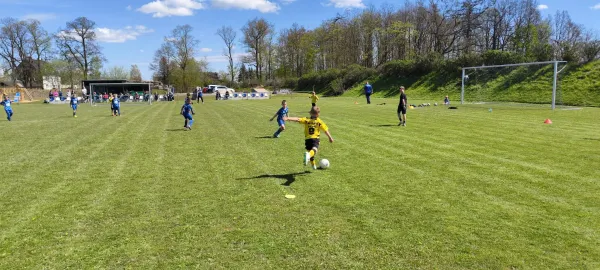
[112,94,121,116]
[270,100,289,138]
[70,94,79,117]
[180,98,196,130]
[1,96,13,121]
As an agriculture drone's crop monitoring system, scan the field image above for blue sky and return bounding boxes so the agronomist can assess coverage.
[1,0,600,80]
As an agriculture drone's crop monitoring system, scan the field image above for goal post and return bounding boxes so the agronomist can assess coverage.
[461,61,567,110]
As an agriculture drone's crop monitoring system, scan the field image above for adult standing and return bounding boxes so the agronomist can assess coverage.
[398,86,407,126]
[82,87,87,101]
[364,82,373,104]
[196,87,204,104]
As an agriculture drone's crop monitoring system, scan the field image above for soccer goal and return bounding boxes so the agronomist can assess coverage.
[461,61,567,110]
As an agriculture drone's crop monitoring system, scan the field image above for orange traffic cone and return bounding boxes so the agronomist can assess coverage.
[354,101,358,105]
[544,119,552,124]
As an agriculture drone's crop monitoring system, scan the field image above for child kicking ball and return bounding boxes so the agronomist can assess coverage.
[284,106,333,170]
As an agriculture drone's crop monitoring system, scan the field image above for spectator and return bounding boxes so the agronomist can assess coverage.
[364,82,373,104]
[444,95,450,105]
[48,89,53,100]
[59,90,63,100]
[102,92,108,102]
[216,91,221,100]
[82,87,87,101]
[154,93,158,101]
[53,89,59,99]
[225,91,230,100]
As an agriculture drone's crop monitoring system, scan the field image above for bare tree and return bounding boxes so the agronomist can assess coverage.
[130,64,142,82]
[169,25,199,91]
[242,18,273,82]
[55,17,102,80]
[26,20,52,84]
[150,42,176,85]
[216,26,237,83]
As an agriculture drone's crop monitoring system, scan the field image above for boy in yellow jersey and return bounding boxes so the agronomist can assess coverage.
[309,91,319,107]
[108,94,115,116]
[284,106,334,169]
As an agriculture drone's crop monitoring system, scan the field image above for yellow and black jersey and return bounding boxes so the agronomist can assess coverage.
[299,117,328,139]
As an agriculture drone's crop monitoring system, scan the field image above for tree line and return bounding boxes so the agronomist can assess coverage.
[1,17,155,89]
[194,0,599,91]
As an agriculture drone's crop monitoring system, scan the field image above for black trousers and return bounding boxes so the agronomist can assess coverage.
[197,96,203,103]
[366,93,371,104]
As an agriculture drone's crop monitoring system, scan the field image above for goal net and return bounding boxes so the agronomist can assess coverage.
[461,61,567,109]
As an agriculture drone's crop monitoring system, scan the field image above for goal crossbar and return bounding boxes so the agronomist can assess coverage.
[461,61,567,110]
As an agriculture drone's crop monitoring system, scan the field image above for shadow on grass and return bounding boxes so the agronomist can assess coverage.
[583,138,600,141]
[165,128,186,132]
[255,136,274,139]
[239,171,312,186]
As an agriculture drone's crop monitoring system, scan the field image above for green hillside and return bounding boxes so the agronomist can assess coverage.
[337,60,600,107]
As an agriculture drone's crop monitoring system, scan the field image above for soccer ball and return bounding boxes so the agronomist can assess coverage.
[319,159,330,169]
[434,102,438,106]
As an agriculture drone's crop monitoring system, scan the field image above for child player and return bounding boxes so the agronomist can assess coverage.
[112,94,121,116]
[180,98,196,130]
[309,91,319,107]
[1,96,13,121]
[284,106,334,170]
[270,100,288,138]
[70,93,79,117]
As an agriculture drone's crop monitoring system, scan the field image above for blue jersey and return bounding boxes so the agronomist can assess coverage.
[364,84,373,94]
[182,103,193,115]
[70,98,78,105]
[2,100,11,109]
[112,97,120,107]
[276,107,288,120]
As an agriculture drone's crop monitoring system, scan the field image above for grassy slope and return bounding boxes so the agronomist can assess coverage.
[342,60,600,107]
[0,98,599,268]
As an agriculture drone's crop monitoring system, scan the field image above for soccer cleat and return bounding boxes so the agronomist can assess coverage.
[312,164,317,170]
[74,115,77,118]
[398,122,402,126]
[303,152,310,166]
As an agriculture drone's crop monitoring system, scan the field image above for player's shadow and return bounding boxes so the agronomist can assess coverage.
[239,171,312,186]
[255,136,274,139]
[370,124,396,127]
[165,128,186,132]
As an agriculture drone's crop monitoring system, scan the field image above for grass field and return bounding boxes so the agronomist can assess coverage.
[1,97,599,269]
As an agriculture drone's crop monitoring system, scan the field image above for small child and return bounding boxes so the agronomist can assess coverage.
[310,91,319,107]
[70,94,79,118]
[444,96,450,105]
[112,94,121,116]
[284,106,334,170]
[1,96,13,121]
[270,100,289,138]
[180,98,196,130]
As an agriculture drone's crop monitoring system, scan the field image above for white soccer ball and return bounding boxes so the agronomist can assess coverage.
[434,102,438,106]
[319,159,330,169]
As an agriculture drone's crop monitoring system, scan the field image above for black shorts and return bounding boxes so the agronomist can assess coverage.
[305,139,320,151]
[311,103,316,107]
[398,105,407,114]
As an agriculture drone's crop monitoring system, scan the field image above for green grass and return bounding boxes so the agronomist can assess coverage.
[1,97,600,269]
[342,60,600,107]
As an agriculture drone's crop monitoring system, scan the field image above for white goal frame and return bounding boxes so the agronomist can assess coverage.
[461,61,567,110]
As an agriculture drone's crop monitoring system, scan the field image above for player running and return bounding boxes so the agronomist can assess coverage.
[180,98,196,130]
[112,94,121,116]
[270,100,289,138]
[284,106,334,170]
[1,96,13,121]
[310,91,319,107]
[398,86,407,126]
[70,93,79,118]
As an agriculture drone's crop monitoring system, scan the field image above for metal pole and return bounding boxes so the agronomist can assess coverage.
[552,61,558,110]
[461,68,465,105]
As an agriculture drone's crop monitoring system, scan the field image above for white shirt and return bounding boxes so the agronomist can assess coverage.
[82,88,87,95]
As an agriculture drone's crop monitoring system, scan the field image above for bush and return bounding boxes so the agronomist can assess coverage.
[378,60,416,77]
[342,64,376,89]
[297,69,343,92]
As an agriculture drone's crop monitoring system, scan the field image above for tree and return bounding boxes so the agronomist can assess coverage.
[55,17,103,80]
[101,66,129,80]
[150,42,176,85]
[26,20,52,85]
[216,26,237,83]
[241,18,273,82]
[169,25,199,92]
[130,64,142,82]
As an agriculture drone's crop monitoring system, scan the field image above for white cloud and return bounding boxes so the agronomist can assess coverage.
[200,48,213,52]
[138,0,205,17]
[211,0,280,13]
[95,25,154,43]
[537,4,548,10]
[280,0,295,4]
[126,5,132,10]
[22,13,57,21]
[592,3,600,10]
[327,0,364,8]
